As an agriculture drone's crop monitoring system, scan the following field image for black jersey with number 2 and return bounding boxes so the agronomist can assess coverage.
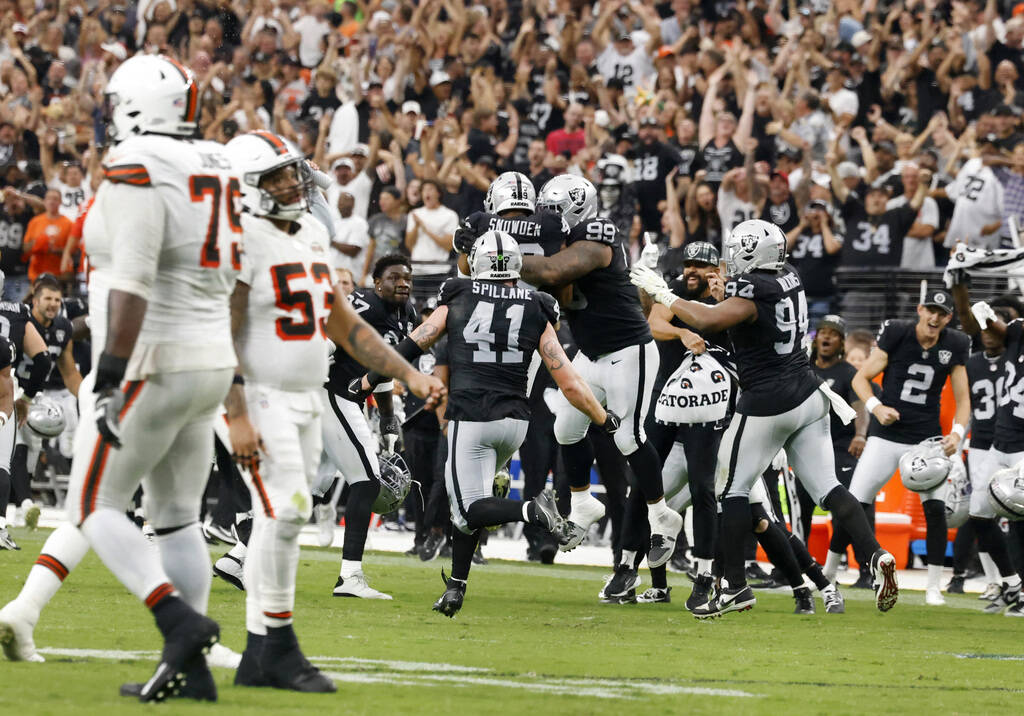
[967,350,1005,451]
[562,216,651,360]
[440,278,558,422]
[724,265,820,416]
[17,314,73,390]
[873,319,970,444]
[994,319,1024,453]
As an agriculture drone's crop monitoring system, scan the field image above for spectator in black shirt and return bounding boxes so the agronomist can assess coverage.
[300,67,342,122]
[785,199,843,326]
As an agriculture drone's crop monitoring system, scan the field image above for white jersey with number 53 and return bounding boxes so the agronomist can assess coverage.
[236,213,333,392]
[83,135,242,379]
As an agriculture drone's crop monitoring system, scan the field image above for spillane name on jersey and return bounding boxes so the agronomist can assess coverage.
[236,213,333,392]
[967,350,1005,451]
[16,313,73,391]
[327,287,417,398]
[563,216,651,359]
[873,319,970,444]
[440,277,558,422]
[724,266,820,416]
[994,319,1024,452]
[83,135,241,377]
[0,301,31,359]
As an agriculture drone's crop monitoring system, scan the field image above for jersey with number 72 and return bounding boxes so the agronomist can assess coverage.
[873,319,970,444]
[724,265,821,417]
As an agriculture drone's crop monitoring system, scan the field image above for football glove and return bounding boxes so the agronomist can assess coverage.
[380,414,401,453]
[600,409,621,435]
[346,377,373,403]
[639,233,660,269]
[453,220,477,255]
[972,301,998,330]
[94,352,128,449]
[629,264,679,307]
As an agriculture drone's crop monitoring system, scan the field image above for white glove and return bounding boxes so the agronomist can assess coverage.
[639,234,660,269]
[629,264,679,307]
[972,301,998,330]
[771,449,788,471]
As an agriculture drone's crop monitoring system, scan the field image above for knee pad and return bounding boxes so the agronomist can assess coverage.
[613,428,640,456]
[274,489,313,539]
[553,407,589,446]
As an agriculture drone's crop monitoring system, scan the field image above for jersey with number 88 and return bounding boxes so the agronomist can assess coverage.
[873,318,970,444]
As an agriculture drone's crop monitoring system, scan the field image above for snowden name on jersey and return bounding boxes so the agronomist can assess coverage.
[471,282,533,300]
[485,217,543,237]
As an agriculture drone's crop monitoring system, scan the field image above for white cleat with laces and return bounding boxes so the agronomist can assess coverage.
[0,601,44,662]
[560,494,606,552]
[332,572,393,600]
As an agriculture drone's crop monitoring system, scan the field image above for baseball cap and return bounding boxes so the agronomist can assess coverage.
[851,30,872,48]
[876,140,897,155]
[922,289,954,314]
[838,161,860,179]
[770,169,789,183]
[100,41,127,61]
[992,103,1018,117]
[252,51,273,63]
[817,314,847,338]
[682,241,720,266]
[657,45,675,59]
[402,100,422,115]
[429,70,452,86]
[12,22,27,34]
[350,143,370,157]
[332,158,355,171]
[639,116,659,127]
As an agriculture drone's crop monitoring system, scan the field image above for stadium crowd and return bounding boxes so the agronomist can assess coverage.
[3,0,1024,687]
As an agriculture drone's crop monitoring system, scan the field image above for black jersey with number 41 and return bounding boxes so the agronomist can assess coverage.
[326,288,417,399]
[440,278,558,422]
[873,319,970,444]
[724,265,821,416]
[994,319,1024,453]
[563,216,651,360]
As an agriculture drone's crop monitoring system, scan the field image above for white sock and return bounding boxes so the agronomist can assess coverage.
[697,558,713,576]
[340,559,362,578]
[822,550,843,583]
[569,491,592,511]
[0,515,7,529]
[81,508,173,604]
[17,523,90,620]
[155,523,211,614]
[244,518,265,635]
[927,563,943,590]
[980,552,999,584]
[227,541,247,561]
[1006,574,1022,589]
[621,550,636,568]
[258,519,300,629]
[20,498,33,509]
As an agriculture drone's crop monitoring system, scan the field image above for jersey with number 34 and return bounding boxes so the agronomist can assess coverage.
[236,213,333,392]
[873,319,969,444]
[725,265,821,416]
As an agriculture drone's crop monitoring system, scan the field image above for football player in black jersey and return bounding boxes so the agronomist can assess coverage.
[631,218,898,618]
[519,175,685,570]
[9,276,83,527]
[962,301,1024,614]
[827,290,971,607]
[0,333,18,550]
[317,254,418,600]
[356,231,611,617]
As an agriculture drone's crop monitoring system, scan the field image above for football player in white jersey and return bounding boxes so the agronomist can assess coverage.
[222,131,335,692]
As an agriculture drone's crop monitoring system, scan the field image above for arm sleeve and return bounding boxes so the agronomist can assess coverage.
[535,291,560,325]
[22,351,52,398]
[105,182,167,300]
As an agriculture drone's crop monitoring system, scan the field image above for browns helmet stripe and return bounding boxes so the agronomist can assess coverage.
[251,130,289,156]
[162,56,198,123]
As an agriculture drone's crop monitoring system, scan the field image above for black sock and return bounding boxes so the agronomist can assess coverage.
[561,440,595,490]
[620,488,650,555]
[467,498,526,530]
[788,533,830,590]
[721,496,750,587]
[151,595,192,637]
[651,564,667,589]
[450,529,480,582]
[0,468,10,519]
[9,445,29,504]
[754,517,804,589]
[624,441,665,502]
[921,499,948,566]
[341,481,377,561]
[235,515,253,546]
[822,487,880,557]
[951,519,976,576]
[265,624,298,652]
[244,630,265,656]
[971,516,1014,577]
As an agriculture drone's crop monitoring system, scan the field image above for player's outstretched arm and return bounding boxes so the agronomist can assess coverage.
[520,241,611,288]
[326,295,445,405]
[630,264,754,333]
[853,347,899,425]
[538,322,608,426]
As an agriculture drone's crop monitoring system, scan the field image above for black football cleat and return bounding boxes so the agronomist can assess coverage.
[851,566,874,590]
[138,612,220,702]
[121,655,216,701]
[793,586,815,615]
[234,633,269,688]
[946,575,966,594]
[433,572,467,618]
[691,585,756,620]
[420,532,444,562]
[685,574,714,613]
[599,564,640,604]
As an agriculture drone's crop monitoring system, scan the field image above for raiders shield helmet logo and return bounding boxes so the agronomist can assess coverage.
[740,234,758,254]
[568,187,586,207]
[938,350,952,365]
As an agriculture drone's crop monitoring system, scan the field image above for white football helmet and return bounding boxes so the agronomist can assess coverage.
[537,174,598,228]
[27,395,66,438]
[227,131,311,222]
[469,230,522,281]
[988,465,1024,520]
[104,54,200,143]
[485,171,535,214]
[944,458,970,528]
[724,219,787,275]
[898,437,952,493]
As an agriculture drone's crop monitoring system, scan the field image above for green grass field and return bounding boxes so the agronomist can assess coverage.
[1,527,1021,715]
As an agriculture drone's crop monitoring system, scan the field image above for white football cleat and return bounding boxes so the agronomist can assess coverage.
[648,508,684,569]
[315,504,336,548]
[560,494,605,552]
[207,642,242,669]
[0,601,44,662]
[332,572,392,600]
[212,553,245,591]
[925,587,946,606]
[980,582,1001,600]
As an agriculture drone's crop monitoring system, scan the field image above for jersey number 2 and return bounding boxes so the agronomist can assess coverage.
[190,175,242,269]
[463,301,524,363]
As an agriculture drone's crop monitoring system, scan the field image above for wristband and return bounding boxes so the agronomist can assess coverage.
[94,352,128,393]
[232,374,245,386]
[865,396,881,413]
[951,423,966,440]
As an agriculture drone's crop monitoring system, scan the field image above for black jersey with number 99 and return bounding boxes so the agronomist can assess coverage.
[440,278,558,422]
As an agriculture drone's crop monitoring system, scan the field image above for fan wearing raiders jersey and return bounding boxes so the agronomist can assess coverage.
[961,303,1024,614]
[318,254,418,601]
[786,199,842,325]
[355,232,609,617]
[0,333,18,550]
[633,117,684,234]
[630,219,897,618]
[826,290,971,606]
[520,175,685,570]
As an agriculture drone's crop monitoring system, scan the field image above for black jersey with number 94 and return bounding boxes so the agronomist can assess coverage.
[440,278,558,422]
